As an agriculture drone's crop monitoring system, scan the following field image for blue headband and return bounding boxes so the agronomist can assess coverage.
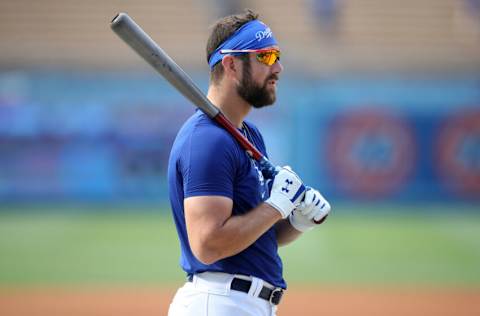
[208,20,278,69]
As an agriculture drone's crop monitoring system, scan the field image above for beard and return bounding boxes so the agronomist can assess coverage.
[236,59,278,108]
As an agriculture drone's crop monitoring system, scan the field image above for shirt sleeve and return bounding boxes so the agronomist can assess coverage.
[180,123,238,199]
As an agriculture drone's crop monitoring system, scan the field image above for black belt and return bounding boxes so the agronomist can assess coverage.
[187,275,284,305]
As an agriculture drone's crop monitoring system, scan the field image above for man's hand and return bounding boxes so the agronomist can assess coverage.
[265,166,305,219]
[289,187,331,232]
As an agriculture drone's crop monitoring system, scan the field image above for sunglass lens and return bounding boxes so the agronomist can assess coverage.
[257,51,280,66]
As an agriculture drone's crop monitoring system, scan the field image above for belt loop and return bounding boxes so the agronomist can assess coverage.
[253,277,264,298]
[226,274,235,287]
[247,277,260,297]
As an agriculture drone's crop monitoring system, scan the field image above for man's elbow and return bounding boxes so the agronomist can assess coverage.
[191,243,222,265]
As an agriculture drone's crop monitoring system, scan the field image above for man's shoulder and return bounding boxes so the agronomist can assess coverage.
[177,111,237,147]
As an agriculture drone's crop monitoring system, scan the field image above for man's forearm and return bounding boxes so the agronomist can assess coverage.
[197,202,282,264]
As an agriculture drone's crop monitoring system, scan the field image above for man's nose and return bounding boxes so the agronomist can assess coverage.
[272,60,283,74]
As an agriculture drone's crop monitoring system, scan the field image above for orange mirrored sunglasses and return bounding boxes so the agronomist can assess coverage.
[220,48,281,66]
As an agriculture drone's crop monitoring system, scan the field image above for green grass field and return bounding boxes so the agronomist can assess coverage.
[0,205,479,287]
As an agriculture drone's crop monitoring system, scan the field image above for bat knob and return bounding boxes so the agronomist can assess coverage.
[313,215,328,225]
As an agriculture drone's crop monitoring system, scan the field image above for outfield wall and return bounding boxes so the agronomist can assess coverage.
[0,71,479,203]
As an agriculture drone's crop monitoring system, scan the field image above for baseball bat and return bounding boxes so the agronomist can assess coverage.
[110,13,277,179]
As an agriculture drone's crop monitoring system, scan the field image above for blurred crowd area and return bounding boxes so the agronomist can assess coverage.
[0,0,479,204]
[1,0,480,72]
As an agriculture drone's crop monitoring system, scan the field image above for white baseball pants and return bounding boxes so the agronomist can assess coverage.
[168,272,278,316]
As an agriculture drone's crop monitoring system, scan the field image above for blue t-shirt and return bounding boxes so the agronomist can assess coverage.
[167,110,286,288]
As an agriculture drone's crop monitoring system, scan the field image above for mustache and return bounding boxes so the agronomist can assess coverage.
[267,74,279,81]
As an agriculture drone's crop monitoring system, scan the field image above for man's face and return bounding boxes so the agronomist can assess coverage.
[236,47,283,108]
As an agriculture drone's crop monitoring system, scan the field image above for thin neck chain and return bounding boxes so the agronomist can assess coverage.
[241,122,253,143]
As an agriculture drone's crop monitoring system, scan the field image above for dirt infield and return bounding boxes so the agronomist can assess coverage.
[1,286,479,316]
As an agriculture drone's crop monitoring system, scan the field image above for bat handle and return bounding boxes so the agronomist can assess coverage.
[214,113,278,179]
[258,157,278,179]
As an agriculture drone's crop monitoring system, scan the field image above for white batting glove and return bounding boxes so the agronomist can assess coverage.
[289,187,331,232]
[265,166,306,219]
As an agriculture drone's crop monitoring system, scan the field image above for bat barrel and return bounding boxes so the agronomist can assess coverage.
[110,13,219,118]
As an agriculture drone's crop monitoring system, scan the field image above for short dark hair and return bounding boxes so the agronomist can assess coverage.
[206,9,259,84]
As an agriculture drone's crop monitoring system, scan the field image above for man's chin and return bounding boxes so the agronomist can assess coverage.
[238,84,276,108]
[252,98,276,109]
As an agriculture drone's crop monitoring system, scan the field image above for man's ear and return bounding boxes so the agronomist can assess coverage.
[221,55,239,78]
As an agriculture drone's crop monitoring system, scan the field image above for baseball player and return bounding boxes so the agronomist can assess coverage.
[167,10,331,316]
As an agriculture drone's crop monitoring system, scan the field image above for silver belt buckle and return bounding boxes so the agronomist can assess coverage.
[269,288,283,305]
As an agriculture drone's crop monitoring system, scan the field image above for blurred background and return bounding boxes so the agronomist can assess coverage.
[0,0,479,315]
